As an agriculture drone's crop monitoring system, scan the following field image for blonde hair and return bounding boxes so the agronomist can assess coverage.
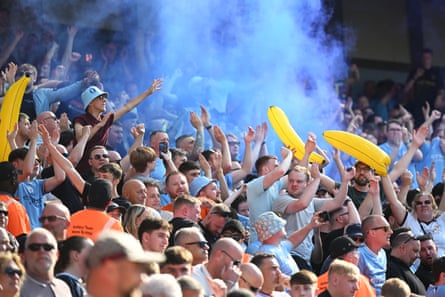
[122,204,150,238]
[327,259,360,281]
[412,192,439,215]
[0,252,25,297]
[381,278,411,297]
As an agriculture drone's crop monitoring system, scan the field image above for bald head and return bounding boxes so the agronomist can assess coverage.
[240,263,263,291]
[40,201,70,241]
[122,179,147,204]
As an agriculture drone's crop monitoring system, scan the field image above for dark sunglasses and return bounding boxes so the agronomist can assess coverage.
[185,241,209,248]
[211,211,232,218]
[38,215,65,223]
[222,233,243,241]
[0,210,8,216]
[372,225,391,232]
[350,235,364,243]
[4,267,22,277]
[91,154,109,160]
[27,243,55,252]
[403,235,419,244]
[221,250,241,267]
[415,200,432,206]
[240,276,259,293]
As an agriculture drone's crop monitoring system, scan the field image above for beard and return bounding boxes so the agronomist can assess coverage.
[354,175,369,187]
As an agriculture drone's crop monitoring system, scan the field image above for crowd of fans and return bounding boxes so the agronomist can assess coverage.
[1,4,445,297]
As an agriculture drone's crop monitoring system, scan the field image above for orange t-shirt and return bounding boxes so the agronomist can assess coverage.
[67,208,123,241]
[317,271,376,297]
[0,194,31,236]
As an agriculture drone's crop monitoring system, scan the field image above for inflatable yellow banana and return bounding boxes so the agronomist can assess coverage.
[0,76,30,161]
[323,130,391,176]
[268,106,325,164]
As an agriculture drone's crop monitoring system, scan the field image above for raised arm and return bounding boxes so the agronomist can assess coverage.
[300,132,317,167]
[61,25,80,76]
[319,148,343,193]
[189,111,204,161]
[42,157,65,193]
[321,165,355,211]
[389,126,428,181]
[21,121,39,179]
[230,126,254,185]
[200,105,219,150]
[213,125,232,174]
[252,122,268,158]
[213,151,230,201]
[120,123,145,174]
[114,78,162,121]
[39,125,86,195]
[382,174,407,225]
[262,147,292,190]
[358,176,381,218]
[68,125,91,167]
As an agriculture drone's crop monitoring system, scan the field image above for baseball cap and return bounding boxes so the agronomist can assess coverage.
[190,176,216,197]
[329,236,360,259]
[346,223,363,238]
[255,211,286,242]
[106,202,125,214]
[81,86,108,110]
[87,230,165,268]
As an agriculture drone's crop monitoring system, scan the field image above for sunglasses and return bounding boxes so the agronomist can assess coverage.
[350,235,364,243]
[0,210,8,216]
[91,154,109,160]
[221,250,241,267]
[4,267,22,277]
[372,225,391,232]
[222,233,243,241]
[185,241,209,249]
[228,141,241,146]
[211,212,232,218]
[403,235,419,244]
[38,215,65,223]
[240,276,259,293]
[415,200,432,206]
[27,243,55,252]
[95,94,107,100]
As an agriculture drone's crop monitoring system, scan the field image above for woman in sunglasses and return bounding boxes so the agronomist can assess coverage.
[0,252,24,297]
[385,174,445,256]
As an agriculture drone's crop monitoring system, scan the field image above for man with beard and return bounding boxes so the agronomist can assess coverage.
[321,126,428,210]
[21,228,72,297]
[415,234,438,289]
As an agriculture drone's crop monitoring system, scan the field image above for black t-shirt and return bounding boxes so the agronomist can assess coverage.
[387,255,426,295]
[41,166,83,214]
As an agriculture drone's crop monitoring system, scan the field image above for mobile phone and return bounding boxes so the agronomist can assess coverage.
[318,211,330,222]
[159,142,169,154]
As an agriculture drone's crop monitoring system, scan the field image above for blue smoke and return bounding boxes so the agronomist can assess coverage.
[152,0,347,149]
[9,0,348,152]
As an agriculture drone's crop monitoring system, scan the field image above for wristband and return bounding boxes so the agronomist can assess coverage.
[205,125,212,130]
[262,141,266,145]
